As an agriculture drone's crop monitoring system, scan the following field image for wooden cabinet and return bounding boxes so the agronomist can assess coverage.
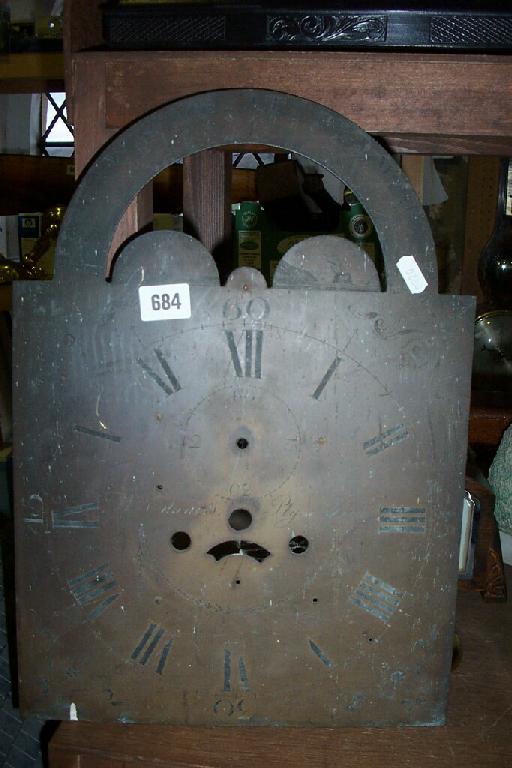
[0,52,64,93]
[64,0,512,276]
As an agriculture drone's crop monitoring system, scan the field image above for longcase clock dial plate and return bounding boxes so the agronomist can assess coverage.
[13,279,474,725]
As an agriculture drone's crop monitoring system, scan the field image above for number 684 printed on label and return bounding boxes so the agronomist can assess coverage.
[138,284,192,322]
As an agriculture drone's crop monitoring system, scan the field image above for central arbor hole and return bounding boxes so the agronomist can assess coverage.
[170,531,191,551]
[228,508,252,531]
[236,437,249,450]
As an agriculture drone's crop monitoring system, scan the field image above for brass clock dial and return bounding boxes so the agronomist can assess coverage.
[13,90,475,727]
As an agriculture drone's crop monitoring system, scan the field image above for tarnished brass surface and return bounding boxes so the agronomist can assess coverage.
[13,90,474,726]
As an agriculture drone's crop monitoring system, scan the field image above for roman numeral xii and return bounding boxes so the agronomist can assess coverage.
[225,330,263,379]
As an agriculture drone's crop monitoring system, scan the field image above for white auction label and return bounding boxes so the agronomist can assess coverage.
[396,256,428,294]
[138,283,191,321]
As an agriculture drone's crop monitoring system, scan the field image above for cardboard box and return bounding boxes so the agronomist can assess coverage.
[18,213,42,260]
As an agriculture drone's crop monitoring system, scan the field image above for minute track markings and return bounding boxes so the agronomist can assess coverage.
[265,324,392,398]
[132,323,389,395]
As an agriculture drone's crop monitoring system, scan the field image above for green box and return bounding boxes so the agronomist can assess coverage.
[18,213,42,260]
[233,195,382,286]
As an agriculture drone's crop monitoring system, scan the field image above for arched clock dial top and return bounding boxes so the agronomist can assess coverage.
[13,90,474,726]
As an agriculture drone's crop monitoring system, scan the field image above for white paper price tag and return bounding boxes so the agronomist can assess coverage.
[396,256,428,294]
[138,284,191,321]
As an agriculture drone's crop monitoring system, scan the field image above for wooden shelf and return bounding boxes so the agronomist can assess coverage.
[66,49,512,157]
[0,154,258,215]
[0,52,64,94]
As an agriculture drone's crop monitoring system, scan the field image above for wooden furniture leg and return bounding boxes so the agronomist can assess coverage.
[183,149,233,281]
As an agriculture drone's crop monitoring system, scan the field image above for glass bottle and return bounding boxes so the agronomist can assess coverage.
[478,158,512,309]
[340,188,383,282]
